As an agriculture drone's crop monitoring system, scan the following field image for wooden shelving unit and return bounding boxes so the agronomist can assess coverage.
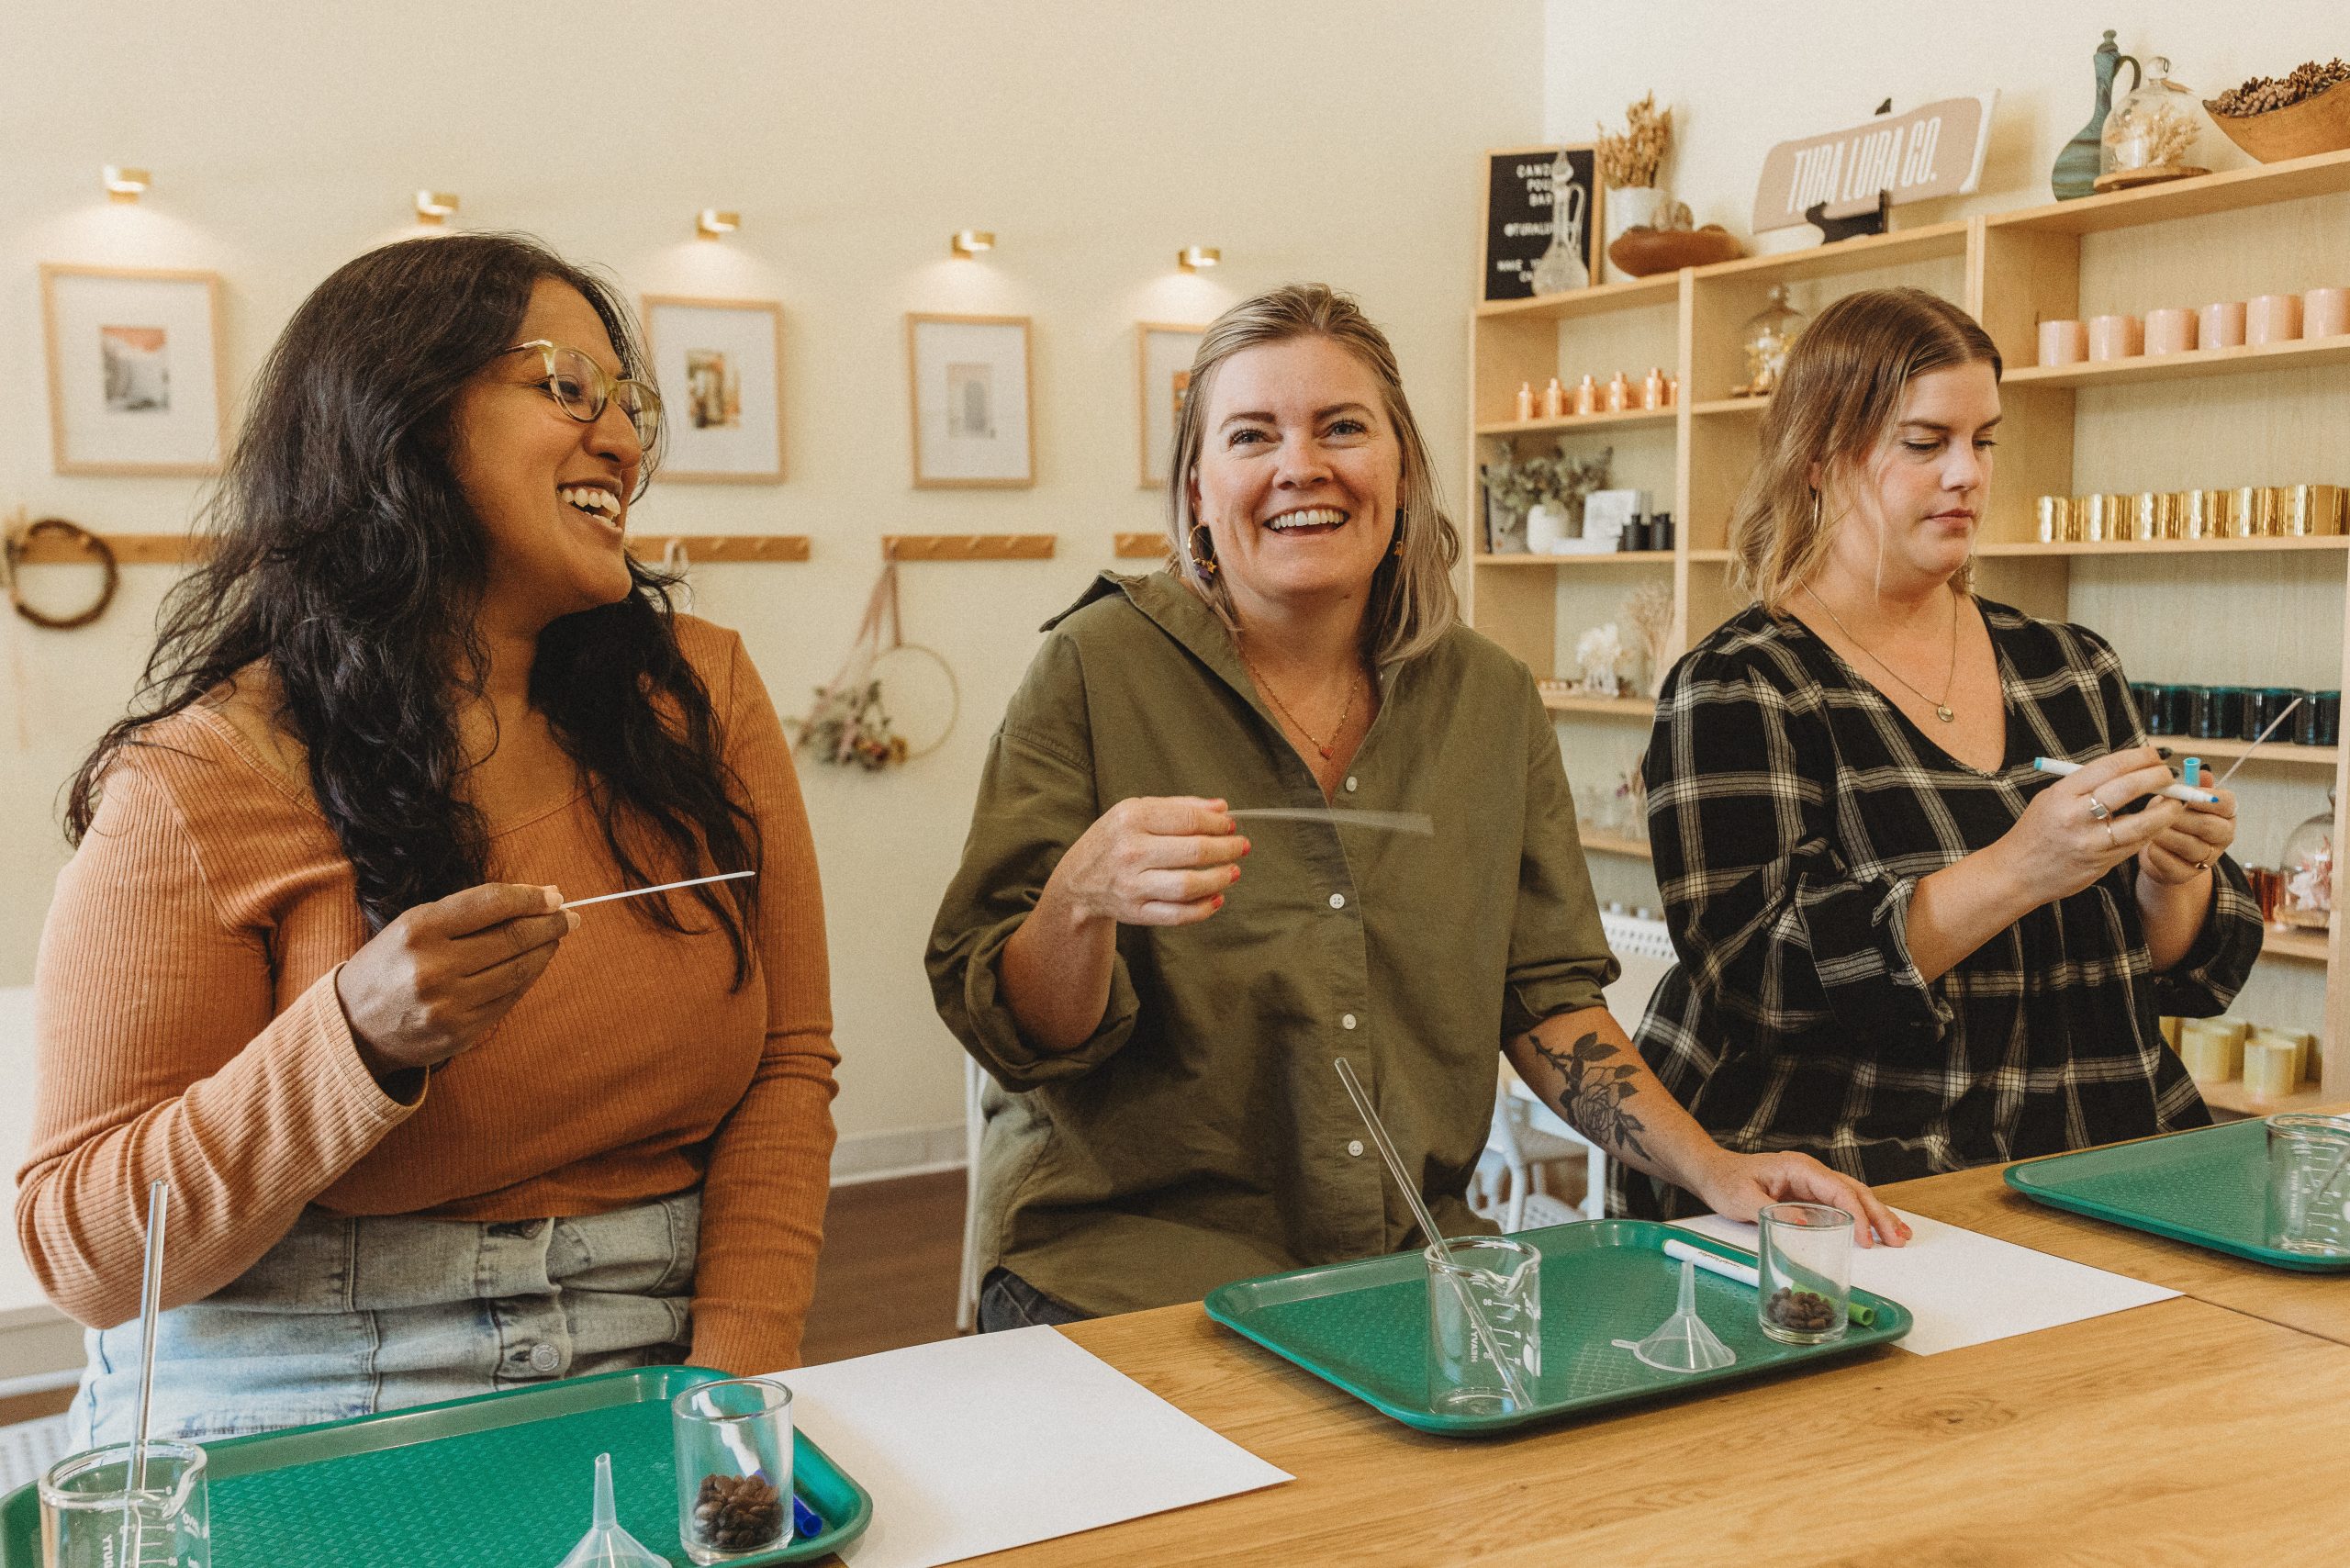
[1468,148,2350,1102]
[1539,692,1655,719]
[1577,832,1653,860]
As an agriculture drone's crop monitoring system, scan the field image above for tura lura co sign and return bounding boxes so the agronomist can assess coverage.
[1751,94,1998,233]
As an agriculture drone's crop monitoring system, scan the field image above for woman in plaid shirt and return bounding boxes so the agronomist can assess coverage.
[1618,288,2260,1219]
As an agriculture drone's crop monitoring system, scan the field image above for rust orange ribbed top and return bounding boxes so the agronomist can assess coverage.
[15,617,838,1375]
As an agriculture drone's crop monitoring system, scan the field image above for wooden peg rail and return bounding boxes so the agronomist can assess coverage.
[5,531,814,567]
[882,533,1057,562]
[1113,532,1171,559]
[11,532,195,566]
[631,534,811,563]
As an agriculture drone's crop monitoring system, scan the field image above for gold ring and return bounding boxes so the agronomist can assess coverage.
[2102,820,2117,850]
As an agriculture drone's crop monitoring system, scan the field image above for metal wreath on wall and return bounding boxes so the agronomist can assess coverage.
[790,559,958,771]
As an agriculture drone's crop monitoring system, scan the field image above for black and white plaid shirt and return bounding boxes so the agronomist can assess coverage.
[1612,597,2262,1220]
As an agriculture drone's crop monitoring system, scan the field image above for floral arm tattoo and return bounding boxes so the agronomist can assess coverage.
[1532,1029,1652,1165]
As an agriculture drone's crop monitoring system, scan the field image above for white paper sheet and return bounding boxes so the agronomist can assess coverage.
[1673,1206,2177,1356]
[766,1326,1290,1568]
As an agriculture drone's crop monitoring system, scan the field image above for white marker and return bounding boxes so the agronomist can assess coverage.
[2031,756,2218,805]
[561,869,756,910]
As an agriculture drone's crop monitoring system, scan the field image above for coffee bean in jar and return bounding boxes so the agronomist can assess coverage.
[693,1471,787,1553]
[1764,1286,1839,1336]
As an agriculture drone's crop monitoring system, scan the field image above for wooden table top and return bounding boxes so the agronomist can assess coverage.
[1883,1134,2350,1347]
[954,1146,2350,1565]
[978,1294,2350,1565]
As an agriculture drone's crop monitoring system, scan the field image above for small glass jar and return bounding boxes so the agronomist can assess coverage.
[1734,285,1805,398]
[2101,58,2205,179]
[674,1377,795,1563]
[2296,690,2343,748]
[1758,1203,1851,1346]
[2280,789,2335,932]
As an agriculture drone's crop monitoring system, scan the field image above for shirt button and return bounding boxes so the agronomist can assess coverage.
[1344,776,1359,793]
[1328,892,1346,910]
[1348,1139,1365,1157]
[1341,1014,1358,1030]
[528,1343,562,1374]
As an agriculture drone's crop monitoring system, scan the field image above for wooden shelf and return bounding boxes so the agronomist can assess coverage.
[1687,548,1733,563]
[1473,551,1674,567]
[1694,220,1971,285]
[632,534,810,563]
[2008,334,2350,389]
[6,531,822,566]
[1476,408,1675,436]
[1987,147,2350,238]
[2199,1078,2341,1117]
[1475,272,1681,324]
[2262,927,2331,963]
[2148,736,2340,767]
[1578,832,1653,860]
[1540,692,1657,718]
[1975,536,2350,557]
[1691,397,1768,417]
[1113,532,1169,559]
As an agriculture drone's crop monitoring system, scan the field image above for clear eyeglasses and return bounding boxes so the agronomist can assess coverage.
[505,339,663,446]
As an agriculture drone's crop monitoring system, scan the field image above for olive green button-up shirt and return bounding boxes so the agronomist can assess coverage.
[927,572,1616,1316]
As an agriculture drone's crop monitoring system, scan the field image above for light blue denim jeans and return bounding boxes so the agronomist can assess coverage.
[73,1188,699,1447]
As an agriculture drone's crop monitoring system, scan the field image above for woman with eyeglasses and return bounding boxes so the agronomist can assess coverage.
[19,234,839,1444]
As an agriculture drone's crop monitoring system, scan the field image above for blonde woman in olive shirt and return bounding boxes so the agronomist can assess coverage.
[928,285,1904,1329]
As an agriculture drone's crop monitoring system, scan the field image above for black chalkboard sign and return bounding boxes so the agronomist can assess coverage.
[1481,145,1601,301]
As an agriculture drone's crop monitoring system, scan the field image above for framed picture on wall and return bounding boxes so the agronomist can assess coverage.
[907,313,1033,488]
[642,295,785,483]
[1136,322,1203,488]
[40,263,229,476]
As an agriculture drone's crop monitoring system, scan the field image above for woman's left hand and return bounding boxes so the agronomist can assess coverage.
[2140,783,2236,886]
[1689,1149,1910,1248]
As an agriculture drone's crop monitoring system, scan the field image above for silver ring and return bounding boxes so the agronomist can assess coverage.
[2087,794,2112,823]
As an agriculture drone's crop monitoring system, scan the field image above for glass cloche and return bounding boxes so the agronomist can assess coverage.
[2101,57,2203,181]
[1732,284,1804,398]
[2280,788,2334,932]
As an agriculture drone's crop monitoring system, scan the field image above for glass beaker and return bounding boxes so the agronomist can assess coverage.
[1735,285,1805,398]
[2266,1114,2350,1259]
[1424,1236,1542,1417]
[39,1441,208,1568]
[1758,1202,1852,1345]
[672,1377,794,1563]
[2280,790,2334,931]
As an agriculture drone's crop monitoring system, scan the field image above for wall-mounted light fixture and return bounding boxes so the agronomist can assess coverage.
[951,229,996,259]
[1178,246,1222,273]
[696,208,741,240]
[414,190,460,225]
[103,166,151,204]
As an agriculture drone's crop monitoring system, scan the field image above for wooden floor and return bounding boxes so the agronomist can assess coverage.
[800,1169,970,1365]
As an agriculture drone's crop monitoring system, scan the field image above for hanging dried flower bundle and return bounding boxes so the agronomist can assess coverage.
[789,561,958,772]
[1596,94,1671,189]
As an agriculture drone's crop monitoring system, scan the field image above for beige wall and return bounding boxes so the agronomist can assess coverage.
[0,1,1547,1152]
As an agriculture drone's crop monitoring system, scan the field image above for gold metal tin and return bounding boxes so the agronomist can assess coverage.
[2159,491,2188,540]
[2187,488,2229,539]
[2284,483,2344,537]
[2081,493,2109,543]
[2129,492,2159,542]
[2036,495,2072,543]
[2229,486,2264,539]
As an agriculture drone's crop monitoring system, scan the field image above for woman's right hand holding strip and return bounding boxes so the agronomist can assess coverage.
[2000,745,2183,905]
[1054,796,1249,928]
[336,883,579,1081]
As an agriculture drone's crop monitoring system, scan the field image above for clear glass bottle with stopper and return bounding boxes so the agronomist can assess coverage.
[1529,151,1590,294]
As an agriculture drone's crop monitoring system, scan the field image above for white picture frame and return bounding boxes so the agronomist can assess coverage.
[40,263,229,476]
[907,313,1033,488]
[1136,322,1204,489]
[642,295,785,483]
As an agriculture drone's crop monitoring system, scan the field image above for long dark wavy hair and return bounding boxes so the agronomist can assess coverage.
[64,233,761,983]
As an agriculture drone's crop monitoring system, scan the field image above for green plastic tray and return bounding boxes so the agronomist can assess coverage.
[1203,1218,1912,1436]
[2006,1117,2350,1271]
[0,1367,870,1567]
